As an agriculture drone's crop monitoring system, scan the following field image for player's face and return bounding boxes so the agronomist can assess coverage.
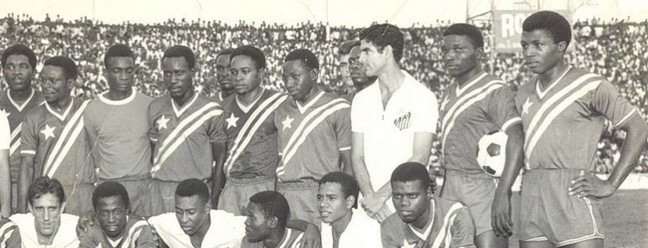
[30,193,63,238]
[339,54,351,83]
[521,29,565,75]
[3,54,34,91]
[349,46,372,88]
[359,40,388,77]
[175,195,210,236]
[216,54,233,91]
[317,182,353,224]
[95,195,128,239]
[40,65,72,104]
[105,56,135,94]
[244,202,273,243]
[391,180,431,224]
[442,35,481,78]
[282,60,315,102]
[162,56,194,101]
[230,55,262,96]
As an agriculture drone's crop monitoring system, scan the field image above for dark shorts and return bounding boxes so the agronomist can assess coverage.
[440,170,497,236]
[218,176,274,215]
[519,170,604,246]
[277,180,320,226]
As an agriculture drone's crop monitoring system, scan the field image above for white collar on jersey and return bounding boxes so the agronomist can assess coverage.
[98,87,137,106]
[296,90,325,114]
[535,65,572,99]
[171,92,198,117]
[45,98,74,121]
[7,88,35,111]
[408,199,435,241]
[236,88,265,113]
[455,71,487,96]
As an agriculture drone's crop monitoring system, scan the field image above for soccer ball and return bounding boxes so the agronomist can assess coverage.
[477,131,508,177]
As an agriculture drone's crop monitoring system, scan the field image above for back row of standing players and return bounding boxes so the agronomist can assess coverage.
[0,10,647,248]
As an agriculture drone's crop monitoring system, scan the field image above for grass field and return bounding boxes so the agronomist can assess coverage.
[506,189,648,248]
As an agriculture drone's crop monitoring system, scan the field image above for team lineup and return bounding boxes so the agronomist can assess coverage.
[0,10,646,248]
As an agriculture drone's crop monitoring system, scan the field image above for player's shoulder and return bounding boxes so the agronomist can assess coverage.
[381,212,404,231]
[434,197,469,216]
[23,103,48,120]
[351,83,378,106]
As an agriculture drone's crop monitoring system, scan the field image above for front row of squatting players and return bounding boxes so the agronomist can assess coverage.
[0,11,647,248]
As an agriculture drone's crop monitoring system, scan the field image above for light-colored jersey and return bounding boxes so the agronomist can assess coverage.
[78,215,156,248]
[321,209,381,248]
[20,98,96,190]
[241,228,304,248]
[149,210,246,248]
[381,198,475,248]
[439,72,521,174]
[149,94,222,181]
[84,90,153,180]
[0,89,44,181]
[217,89,287,179]
[9,213,79,248]
[515,67,639,170]
[275,91,351,181]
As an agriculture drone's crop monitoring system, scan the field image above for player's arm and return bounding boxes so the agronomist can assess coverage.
[340,150,353,175]
[351,132,374,195]
[0,149,9,217]
[570,114,648,198]
[17,155,35,213]
[211,141,227,208]
[492,123,524,237]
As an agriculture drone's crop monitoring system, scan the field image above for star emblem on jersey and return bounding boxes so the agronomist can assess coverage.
[226,113,239,129]
[157,115,170,130]
[282,115,294,130]
[0,109,9,118]
[522,98,533,115]
[40,124,56,141]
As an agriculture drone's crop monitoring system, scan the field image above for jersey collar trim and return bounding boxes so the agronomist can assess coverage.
[172,92,198,117]
[7,88,35,112]
[45,98,74,121]
[98,87,137,106]
[535,65,572,99]
[296,90,324,114]
[236,88,265,113]
[455,71,487,96]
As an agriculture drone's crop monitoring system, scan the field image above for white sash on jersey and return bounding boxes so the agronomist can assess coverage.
[431,202,464,248]
[42,100,90,178]
[9,124,21,156]
[224,93,287,176]
[276,98,349,177]
[120,220,148,248]
[151,102,223,176]
[440,79,504,150]
[0,221,16,248]
[524,73,601,162]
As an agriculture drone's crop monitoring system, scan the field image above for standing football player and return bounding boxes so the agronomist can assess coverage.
[438,23,524,248]
[514,11,648,248]
[148,45,223,215]
[214,45,287,213]
[275,48,352,225]
[0,44,44,214]
[18,56,96,216]
[351,23,438,222]
[212,48,235,104]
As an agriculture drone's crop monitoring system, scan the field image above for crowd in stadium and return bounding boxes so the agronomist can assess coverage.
[0,9,646,248]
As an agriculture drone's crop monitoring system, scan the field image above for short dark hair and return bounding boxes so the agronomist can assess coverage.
[391,162,431,191]
[28,176,65,206]
[2,44,37,69]
[284,49,319,71]
[359,23,404,62]
[231,45,266,70]
[443,23,484,49]
[216,48,235,60]
[249,191,290,228]
[522,11,572,48]
[104,44,134,68]
[320,172,360,209]
[338,40,360,55]
[92,181,130,211]
[175,178,210,205]
[163,45,196,69]
[44,56,78,80]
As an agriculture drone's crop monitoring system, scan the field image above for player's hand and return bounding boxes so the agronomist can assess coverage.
[76,210,96,235]
[491,190,513,237]
[371,205,392,223]
[361,192,387,217]
[299,223,322,248]
[569,171,616,199]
